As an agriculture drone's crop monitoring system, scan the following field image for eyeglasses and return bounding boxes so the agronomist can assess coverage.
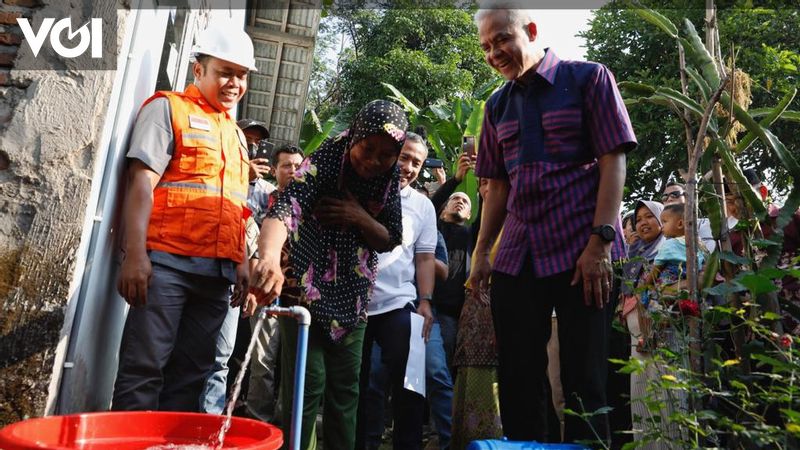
[661,191,685,201]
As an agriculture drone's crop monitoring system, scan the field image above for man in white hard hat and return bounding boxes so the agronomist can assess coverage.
[112,24,258,411]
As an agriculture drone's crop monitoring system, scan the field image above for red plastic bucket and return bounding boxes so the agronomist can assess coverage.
[0,411,282,449]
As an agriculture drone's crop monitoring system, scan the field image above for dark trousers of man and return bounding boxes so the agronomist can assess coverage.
[112,263,230,411]
[491,262,611,445]
[356,305,424,450]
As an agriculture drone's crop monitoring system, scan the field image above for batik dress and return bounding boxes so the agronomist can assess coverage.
[265,136,403,342]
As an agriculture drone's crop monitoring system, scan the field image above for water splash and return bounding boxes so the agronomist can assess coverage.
[209,308,268,450]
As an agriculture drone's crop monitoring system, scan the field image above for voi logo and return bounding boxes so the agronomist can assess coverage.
[17,18,102,59]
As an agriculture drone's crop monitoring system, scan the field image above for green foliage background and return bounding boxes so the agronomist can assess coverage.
[581,1,800,203]
[337,8,495,120]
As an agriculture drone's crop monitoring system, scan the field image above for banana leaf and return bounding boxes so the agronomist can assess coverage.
[382,82,420,115]
[683,18,721,88]
[655,86,707,122]
[721,92,800,178]
[629,2,679,39]
[464,100,485,138]
[460,100,474,126]
[749,108,800,122]
[302,117,336,155]
[714,138,768,218]
[732,89,797,155]
[453,170,479,225]
[700,180,725,242]
[685,66,712,101]
[298,109,323,149]
[702,251,721,291]
[618,81,657,97]
[436,120,465,152]
[619,82,707,121]
[429,104,452,121]
[417,117,446,160]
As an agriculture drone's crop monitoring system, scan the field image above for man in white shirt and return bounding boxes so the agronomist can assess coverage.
[355,132,436,450]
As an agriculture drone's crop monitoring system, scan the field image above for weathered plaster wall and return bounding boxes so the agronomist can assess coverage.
[0,0,127,425]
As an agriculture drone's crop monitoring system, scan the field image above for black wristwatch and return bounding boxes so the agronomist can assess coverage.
[591,224,616,242]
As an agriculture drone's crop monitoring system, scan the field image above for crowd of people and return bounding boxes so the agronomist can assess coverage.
[107,4,800,450]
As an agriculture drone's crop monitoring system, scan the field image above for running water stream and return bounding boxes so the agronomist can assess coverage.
[209,307,269,450]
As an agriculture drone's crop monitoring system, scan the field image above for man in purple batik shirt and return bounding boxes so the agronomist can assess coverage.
[468,6,637,445]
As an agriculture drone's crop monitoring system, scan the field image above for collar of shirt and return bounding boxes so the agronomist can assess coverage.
[511,47,561,90]
[400,185,413,198]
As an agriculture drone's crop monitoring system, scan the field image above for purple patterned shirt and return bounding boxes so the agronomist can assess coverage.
[476,49,636,277]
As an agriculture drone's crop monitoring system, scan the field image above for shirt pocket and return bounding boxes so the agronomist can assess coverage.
[179,132,222,176]
[496,120,521,174]
[163,189,218,242]
[541,107,585,161]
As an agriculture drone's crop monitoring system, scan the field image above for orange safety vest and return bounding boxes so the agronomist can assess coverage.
[143,84,250,264]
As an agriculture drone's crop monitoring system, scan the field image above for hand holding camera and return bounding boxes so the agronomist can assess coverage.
[248,140,275,181]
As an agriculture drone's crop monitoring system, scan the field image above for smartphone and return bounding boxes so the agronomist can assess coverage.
[254,140,274,160]
[462,135,476,156]
[424,158,444,169]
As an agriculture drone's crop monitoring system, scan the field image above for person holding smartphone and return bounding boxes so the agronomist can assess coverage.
[238,118,272,180]
[429,151,476,214]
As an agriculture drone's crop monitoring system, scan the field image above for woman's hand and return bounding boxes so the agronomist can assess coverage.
[315,191,368,228]
[250,255,284,305]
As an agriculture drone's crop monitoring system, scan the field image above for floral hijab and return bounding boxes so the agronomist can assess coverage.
[348,99,408,150]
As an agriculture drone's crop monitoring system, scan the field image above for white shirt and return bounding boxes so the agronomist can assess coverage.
[698,217,716,253]
[368,186,438,316]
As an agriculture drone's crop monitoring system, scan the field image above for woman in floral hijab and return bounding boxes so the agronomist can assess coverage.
[251,99,408,450]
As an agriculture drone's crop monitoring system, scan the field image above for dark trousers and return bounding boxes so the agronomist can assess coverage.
[607,311,632,449]
[491,265,611,445]
[356,305,425,450]
[112,263,230,411]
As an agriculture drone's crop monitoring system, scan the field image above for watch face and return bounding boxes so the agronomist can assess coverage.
[602,225,616,242]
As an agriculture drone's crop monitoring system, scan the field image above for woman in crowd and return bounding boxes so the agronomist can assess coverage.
[621,200,665,449]
[251,100,408,450]
[450,177,503,448]
[620,200,688,449]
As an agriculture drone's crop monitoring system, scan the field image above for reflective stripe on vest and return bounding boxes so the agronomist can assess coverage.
[143,84,250,263]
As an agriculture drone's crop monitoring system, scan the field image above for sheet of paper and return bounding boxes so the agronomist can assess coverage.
[404,312,426,397]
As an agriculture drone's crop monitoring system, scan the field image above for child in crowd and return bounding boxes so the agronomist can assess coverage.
[643,203,705,297]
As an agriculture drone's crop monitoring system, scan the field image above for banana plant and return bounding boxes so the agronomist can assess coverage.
[383,78,503,222]
[298,110,346,155]
[623,2,800,304]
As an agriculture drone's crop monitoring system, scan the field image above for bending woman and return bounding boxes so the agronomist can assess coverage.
[252,100,408,450]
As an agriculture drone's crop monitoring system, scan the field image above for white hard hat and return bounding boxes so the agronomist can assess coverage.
[192,24,258,72]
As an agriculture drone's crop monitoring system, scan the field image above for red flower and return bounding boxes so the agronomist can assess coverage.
[780,334,793,349]
[678,299,700,317]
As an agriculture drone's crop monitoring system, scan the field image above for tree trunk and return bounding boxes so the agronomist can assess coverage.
[712,156,751,373]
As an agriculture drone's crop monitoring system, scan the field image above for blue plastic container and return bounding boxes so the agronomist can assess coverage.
[467,438,591,450]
